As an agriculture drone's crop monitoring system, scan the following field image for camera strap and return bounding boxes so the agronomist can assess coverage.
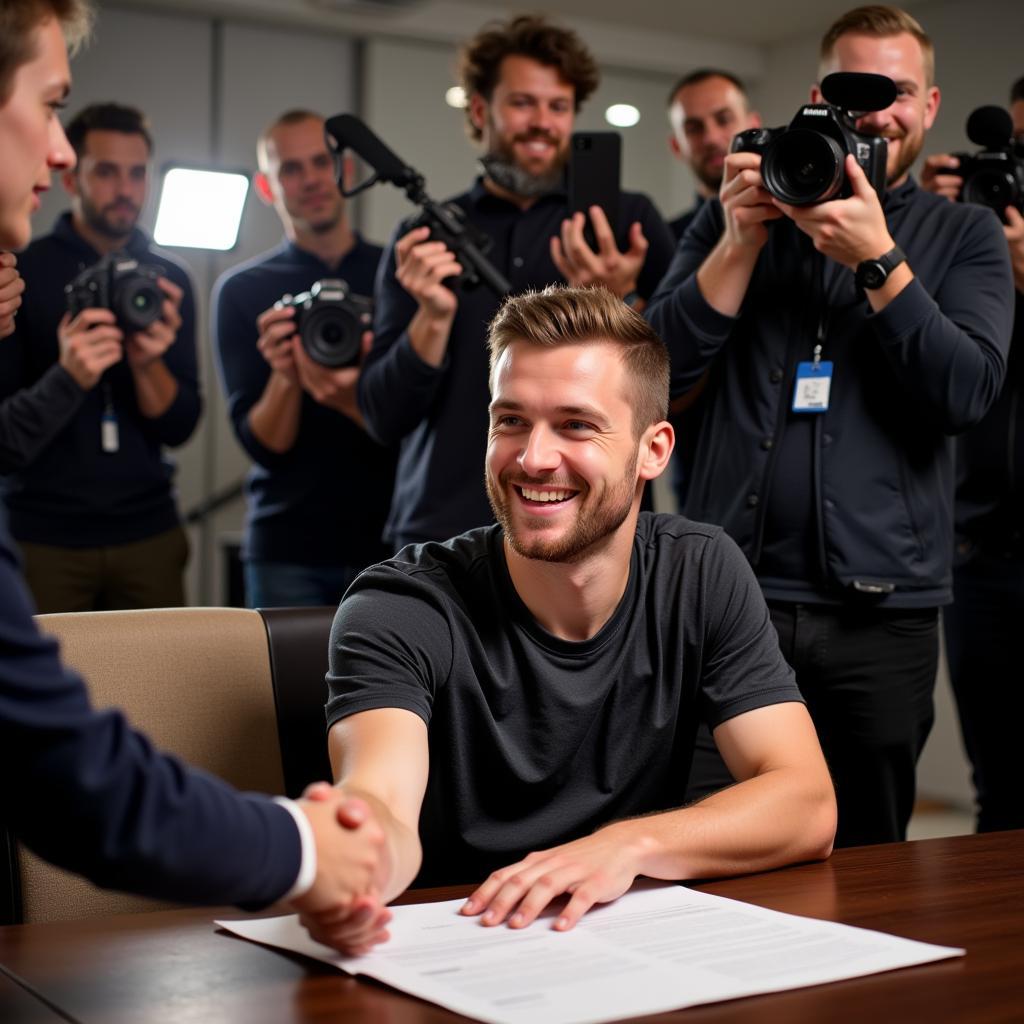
[100,383,119,454]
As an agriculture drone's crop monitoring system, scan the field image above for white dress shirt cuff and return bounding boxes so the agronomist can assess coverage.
[272,797,317,901]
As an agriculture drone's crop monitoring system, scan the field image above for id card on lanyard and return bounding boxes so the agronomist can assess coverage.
[101,382,119,453]
[793,344,833,413]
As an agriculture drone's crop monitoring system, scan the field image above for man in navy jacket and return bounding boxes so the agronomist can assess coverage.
[646,6,1015,846]
[0,0,388,956]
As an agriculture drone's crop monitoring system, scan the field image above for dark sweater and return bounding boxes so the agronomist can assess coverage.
[212,237,395,566]
[0,214,200,547]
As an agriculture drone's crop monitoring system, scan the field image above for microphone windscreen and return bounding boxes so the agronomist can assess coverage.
[820,72,897,113]
[324,114,410,184]
[966,106,1013,148]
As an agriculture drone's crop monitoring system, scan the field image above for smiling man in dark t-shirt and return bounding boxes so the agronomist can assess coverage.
[312,285,836,953]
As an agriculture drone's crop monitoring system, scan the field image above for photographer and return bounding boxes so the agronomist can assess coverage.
[212,110,395,607]
[919,77,1024,834]
[666,69,761,242]
[646,5,1014,847]
[0,102,198,613]
[360,15,675,551]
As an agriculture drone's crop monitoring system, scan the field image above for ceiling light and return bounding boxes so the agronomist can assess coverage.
[605,104,640,128]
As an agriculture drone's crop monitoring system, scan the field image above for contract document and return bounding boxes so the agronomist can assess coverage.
[217,883,963,1024]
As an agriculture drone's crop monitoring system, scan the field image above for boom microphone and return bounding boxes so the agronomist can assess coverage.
[820,72,897,114]
[324,113,416,187]
[966,105,1014,148]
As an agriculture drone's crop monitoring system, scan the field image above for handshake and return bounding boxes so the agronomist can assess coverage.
[291,782,394,956]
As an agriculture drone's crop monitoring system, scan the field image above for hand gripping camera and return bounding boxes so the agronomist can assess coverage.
[952,105,1024,223]
[277,279,372,369]
[730,72,897,205]
[65,250,164,331]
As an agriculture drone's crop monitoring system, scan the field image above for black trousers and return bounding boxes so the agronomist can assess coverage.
[685,601,938,848]
[943,552,1024,833]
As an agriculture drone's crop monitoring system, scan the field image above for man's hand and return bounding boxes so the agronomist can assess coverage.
[125,276,182,369]
[0,253,25,340]
[293,330,372,426]
[1004,205,1024,293]
[719,151,784,252]
[292,786,393,956]
[460,821,650,933]
[775,155,894,270]
[550,206,648,298]
[256,303,303,386]
[920,153,962,202]
[395,225,461,321]
[58,308,124,389]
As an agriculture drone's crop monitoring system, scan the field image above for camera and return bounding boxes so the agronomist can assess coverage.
[952,105,1024,223]
[730,72,896,206]
[64,251,164,331]
[278,279,372,368]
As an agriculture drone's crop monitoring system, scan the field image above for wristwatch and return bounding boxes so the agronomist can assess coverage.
[855,244,907,290]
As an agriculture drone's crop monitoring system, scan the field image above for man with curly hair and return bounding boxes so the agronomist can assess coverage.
[359,15,675,551]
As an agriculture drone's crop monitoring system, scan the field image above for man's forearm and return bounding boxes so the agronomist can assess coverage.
[407,308,455,368]
[610,766,835,882]
[695,238,760,318]
[248,373,302,453]
[341,786,423,903]
[132,359,179,418]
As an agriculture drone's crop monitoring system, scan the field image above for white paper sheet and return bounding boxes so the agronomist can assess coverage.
[216,883,963,1024]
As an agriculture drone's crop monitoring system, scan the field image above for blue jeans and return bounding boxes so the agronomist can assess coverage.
[943,551,1024,833]
[244,560,360,609]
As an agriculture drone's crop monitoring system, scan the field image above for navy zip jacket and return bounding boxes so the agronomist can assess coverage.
[0,518,300,907]
[360,179,675,550]
[0,214,200,547]
[646,178,1014,607]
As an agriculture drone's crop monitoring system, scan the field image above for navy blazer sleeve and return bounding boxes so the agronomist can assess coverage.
[0,524,301,908]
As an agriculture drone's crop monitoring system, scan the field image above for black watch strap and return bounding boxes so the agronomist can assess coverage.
[855,244,907,290]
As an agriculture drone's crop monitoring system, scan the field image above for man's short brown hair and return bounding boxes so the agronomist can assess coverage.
[0,0,92,105]
[458,15,599,142]
[488,286,670,439]
[820,5,934,86]
[256,108,323,170]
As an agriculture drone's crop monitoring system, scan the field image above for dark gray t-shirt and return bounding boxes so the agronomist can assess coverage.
[326,512,802,885]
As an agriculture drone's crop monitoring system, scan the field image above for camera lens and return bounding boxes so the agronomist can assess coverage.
[963,169,1019,212]
[115,277,163,331]
[763,130,845,205]
[301,306,361,368]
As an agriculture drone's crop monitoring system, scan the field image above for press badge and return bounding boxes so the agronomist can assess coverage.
[101,402,119,453]
[792,346,833,413]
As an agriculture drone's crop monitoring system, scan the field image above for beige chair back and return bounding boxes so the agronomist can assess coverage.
[20,607,285,923]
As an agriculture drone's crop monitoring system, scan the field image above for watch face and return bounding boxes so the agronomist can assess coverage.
[859,261,885,289]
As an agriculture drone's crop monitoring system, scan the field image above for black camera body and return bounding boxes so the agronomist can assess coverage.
[279,279,372,369]
[65,251,164,331]
[731,72,895,206]
[952,106,1024,223]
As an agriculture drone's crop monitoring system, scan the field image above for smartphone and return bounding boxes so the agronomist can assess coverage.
[567,132,622,248]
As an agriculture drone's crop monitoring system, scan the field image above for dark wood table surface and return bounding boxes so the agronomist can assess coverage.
[0,831,1021,1023]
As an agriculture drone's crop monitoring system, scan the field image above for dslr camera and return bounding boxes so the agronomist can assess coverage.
[952,105,1024,222]
[278,279,372,369]
[731,72,896,205]
[65,251,164,331]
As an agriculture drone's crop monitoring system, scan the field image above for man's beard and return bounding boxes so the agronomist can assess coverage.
[885,128,925,186]
[80,195,138,241]
[480,130,567,200]
[486,450,638,564]
[695,150,726,194]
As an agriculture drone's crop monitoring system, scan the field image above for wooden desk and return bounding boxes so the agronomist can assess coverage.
[0,832,1020,1024]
